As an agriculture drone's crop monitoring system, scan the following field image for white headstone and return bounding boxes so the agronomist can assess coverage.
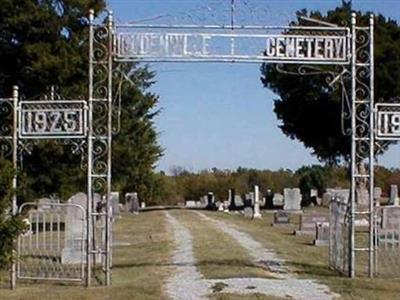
[272,193,284,207]
[253,185,262,219]
[283,188,302,210]
[62,193,86,264]
[389,185,399,206]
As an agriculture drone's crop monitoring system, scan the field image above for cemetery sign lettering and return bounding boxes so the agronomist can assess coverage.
[115,26,349,64]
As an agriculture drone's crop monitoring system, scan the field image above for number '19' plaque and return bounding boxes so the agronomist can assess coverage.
[375,103,400,140]
[19,101,87,139]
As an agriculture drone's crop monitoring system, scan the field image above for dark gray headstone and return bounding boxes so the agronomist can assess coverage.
[228,189,236,210]
[206,192,216,210]
[110,192,120,216]
[295,213,329,235]
[273,211,290,225]
[313,222,330,246]
[125,192,139,214]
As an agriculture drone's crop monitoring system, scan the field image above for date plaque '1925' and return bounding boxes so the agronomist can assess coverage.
[19,101,87,139]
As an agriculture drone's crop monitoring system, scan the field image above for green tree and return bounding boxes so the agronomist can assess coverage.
[0,158,25,268]
[260,1,400,163]
[296,165,328,196]
[0,0,163,202]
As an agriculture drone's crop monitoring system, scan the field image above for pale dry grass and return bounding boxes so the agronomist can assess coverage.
[0,211,173,300]
[204,209,400,300]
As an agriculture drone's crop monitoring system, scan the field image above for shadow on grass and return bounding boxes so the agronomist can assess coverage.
[287,261,341,278]
[113,259,264,270]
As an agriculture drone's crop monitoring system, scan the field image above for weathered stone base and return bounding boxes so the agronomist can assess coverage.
[313,240,329,246]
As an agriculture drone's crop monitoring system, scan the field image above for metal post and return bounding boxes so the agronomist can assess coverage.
[87,8,94,288]
[10,85,18,290]
[105,10,113,286]
[368,14,375,278]
[349,12,357,278]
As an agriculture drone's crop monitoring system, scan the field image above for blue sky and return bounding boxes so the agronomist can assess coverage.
[108,0,400,173]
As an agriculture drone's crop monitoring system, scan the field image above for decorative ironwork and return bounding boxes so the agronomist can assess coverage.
[0,98,14,158]
[348,14,375,277]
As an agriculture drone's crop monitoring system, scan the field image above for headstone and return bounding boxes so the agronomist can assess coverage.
[62,193,87,264]
[37,198,52,210]
[374,187,382,200]
[264,189,274,209]
[206,192,216,210]
[313,222,330,246]
[250,192,255,206]
[243,206,254,219]
[272,210,290,226]
[223,200,229,213]
[389,185,399,206]
[110,192,120,217]
[260,197,266,207]
[186,200,196,207]
[310,189,318,198]
[140,202,146,209]
[322,192,332,207]
[234,195,244,207]
[228,189,237,210]
[380,206,400,229]
[283,188,302,211]
[244,193,252,207]
[295,213,329,235]
[327,189,350,206]
[218,201,224,211]
[253,185,262,219]
[125,192,139,214]
[272,193,284,207]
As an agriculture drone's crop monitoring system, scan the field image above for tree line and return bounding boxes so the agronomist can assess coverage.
[148,165,400,205]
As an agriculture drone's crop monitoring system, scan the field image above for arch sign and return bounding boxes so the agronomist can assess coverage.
[115,25,349,64]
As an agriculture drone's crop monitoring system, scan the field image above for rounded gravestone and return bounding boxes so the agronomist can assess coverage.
[244,207,254,219]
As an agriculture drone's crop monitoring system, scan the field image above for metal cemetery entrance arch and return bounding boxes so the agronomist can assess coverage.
[113,13,374,278]
[0,9,376,290]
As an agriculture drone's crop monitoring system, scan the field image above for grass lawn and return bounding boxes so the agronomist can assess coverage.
[0,211,172,300]
[204,209,400,300]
